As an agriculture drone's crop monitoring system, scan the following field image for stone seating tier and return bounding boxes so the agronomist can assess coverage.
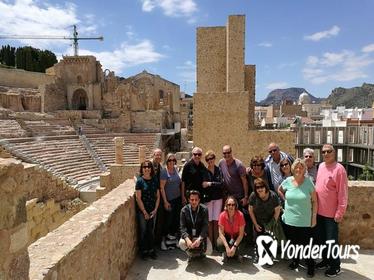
[24,120,75,136]
[87,133,157,165]
[0,119,28,138]
[4,136,102,182]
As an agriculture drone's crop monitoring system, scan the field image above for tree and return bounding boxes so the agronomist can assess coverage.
[2,44,57,72]
[358,165,374,181]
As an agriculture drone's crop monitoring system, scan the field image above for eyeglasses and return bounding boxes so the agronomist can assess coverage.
[227,203,235,207]
[142,165,152,169]
[206,157,215,161]
[304,155,313,158]
[167,159,177,163]
[193,153,202,156]
[268,148,278,153]
[322,150,333,154]
[223,151,231,155]
[280,163,289,168]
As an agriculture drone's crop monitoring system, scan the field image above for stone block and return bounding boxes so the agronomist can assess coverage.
[10,223,28,253]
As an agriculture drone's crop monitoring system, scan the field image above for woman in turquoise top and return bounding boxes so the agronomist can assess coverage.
[278,158,317,278]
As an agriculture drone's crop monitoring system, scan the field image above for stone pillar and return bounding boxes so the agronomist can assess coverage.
[114,137,124,164]
[139,146,146,163]
[0,158,29,280]
[226,15,245,92]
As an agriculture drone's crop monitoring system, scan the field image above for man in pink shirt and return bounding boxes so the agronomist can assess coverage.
[315,144,348,277]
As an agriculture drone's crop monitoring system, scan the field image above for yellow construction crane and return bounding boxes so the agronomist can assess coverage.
[0,25,103,56]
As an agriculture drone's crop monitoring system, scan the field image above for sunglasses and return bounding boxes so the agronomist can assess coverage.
[206,157,215,161]
[252,163,262,167]
[193,153,202,156]
[268,148,278,153]
[280,163,289,168]
[255,185,265,189]
[142,165,152,169]
[227,203,236,207]
[304,155,313,158]
[322,150,333,154]
[167,159,177,162]
[223,151,231,155]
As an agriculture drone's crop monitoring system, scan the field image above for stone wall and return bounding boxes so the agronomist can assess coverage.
[0,92,41,112]
[42,81,67,112]
[194,15,295,162]
[23,163,79,202]
[0,158,29,280]
[98,164,138,199]
[226,15,245,92]
[29,180,137,279]
[245,65,256,129]
[340,181,374,248]
[193,91,296,162]
[196,27,226,93]
[26,198,86,245]
[0,68,55,89]
[131,110,163,132]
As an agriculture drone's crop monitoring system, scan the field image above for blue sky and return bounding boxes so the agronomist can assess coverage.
[0,0,374,101]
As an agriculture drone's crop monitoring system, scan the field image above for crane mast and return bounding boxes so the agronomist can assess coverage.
[0,25,103,56]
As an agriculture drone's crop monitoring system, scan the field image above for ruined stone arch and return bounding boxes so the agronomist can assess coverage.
[72,88,88,110]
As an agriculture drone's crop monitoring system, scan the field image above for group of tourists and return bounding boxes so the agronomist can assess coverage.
[135,143,348,278]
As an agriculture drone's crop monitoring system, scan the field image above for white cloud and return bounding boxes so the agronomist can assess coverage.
[258,42,272,48]
[176,60,195,82]
[78,40,164,74]
[362,43,374,53]
[303,49,374,84]
[0,0,96,49]
[304,25,340,42]
[266,82,288,90]
[140,0,197,18]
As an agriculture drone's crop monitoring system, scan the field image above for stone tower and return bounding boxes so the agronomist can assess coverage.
[193,15,294,161]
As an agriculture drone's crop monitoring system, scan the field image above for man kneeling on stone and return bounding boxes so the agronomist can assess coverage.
[179,190,211,261]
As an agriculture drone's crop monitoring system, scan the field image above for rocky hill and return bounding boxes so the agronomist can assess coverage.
[258,88,322,106]
[326,83,374,108]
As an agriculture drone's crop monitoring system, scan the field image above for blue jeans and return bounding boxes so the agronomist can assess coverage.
[317,215,340,270]
[137,210,156,253]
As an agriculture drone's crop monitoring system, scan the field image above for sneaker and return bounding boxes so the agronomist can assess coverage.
[161,240,168,251]
[167,234,177,240]
[149,250,157,260]
[316,260,328,270]
[325,268,341,277]
[165,239,177,245]
[222,253,228,263]
[288,261,299,270]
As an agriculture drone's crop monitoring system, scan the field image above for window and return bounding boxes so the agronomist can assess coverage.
[303,131,310,144]
[159,90,164,105]
[314,130,321,144]
[338,130,344,144]
[314,149,320,162]
[337,149,343,162]
[348,149,354,162]
[327,130,333,144]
